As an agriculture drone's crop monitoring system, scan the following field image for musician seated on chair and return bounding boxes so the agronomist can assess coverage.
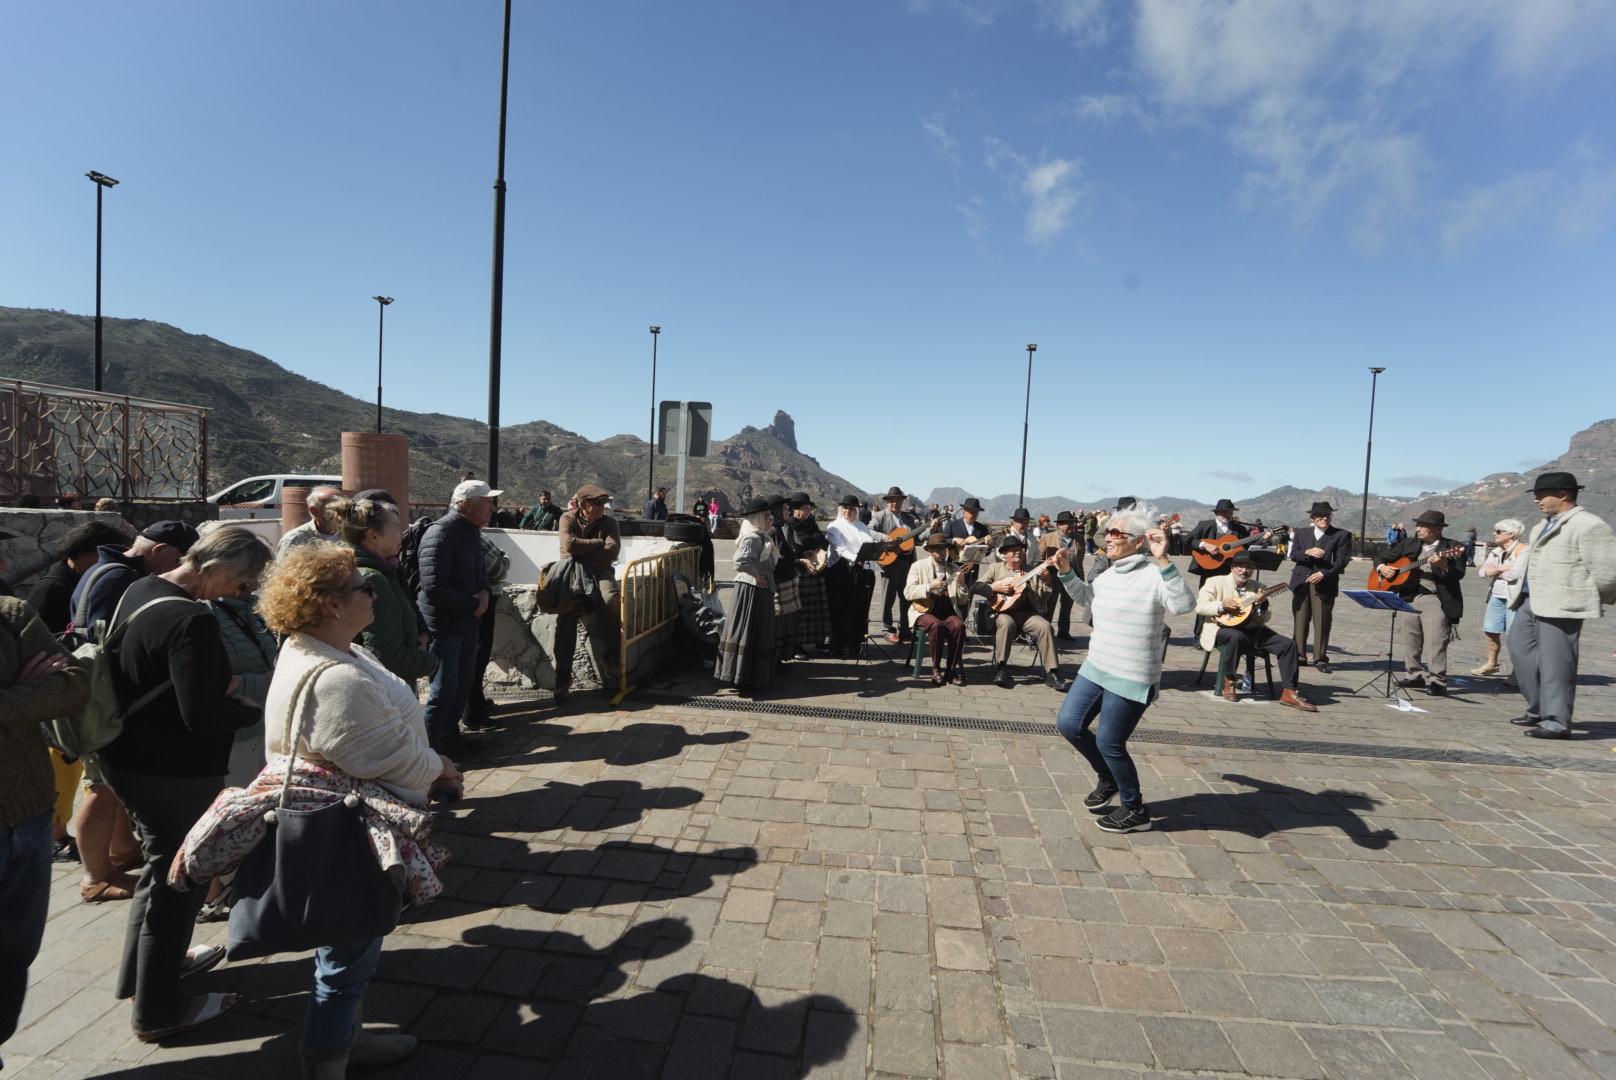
[904,533,969,686]
[1194,553,1318,712]
[975,536,1067,691]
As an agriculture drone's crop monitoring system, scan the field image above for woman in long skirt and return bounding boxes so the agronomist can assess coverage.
[715,498,779,691]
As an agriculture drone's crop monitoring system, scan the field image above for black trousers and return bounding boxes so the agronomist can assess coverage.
[1214,623,1300,689]
[881,561,913,639]
[827,562,876,655]
[468,602,497,722]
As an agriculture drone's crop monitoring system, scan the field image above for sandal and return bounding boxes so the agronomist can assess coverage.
[133,991,241,1043]
[1470,665,1500,676]
[930,671,945,686]
[53,837,80,863]
[181,944,227,979]
[81,874,138,903]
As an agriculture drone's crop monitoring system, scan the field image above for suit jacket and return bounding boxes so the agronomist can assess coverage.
[1506,506,1616,619]
[1188,518,1246,579]
[1039,530,1084,579]
[977,558,1055,619]
[901,554,969,627]
[1288,525,1353,596]
[1382,535,1465,623]
[1194,575,1274,651]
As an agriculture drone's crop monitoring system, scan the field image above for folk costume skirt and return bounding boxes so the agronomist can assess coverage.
[716,581,777,689]
[796,573,831,645]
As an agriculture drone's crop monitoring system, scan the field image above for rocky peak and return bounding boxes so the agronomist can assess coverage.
[768,410,797,451]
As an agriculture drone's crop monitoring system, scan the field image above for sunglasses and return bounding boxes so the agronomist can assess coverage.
[344,578,377,599]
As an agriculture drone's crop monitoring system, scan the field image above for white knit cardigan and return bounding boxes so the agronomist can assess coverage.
[262,633,442,804]
[1059,554,1196,702]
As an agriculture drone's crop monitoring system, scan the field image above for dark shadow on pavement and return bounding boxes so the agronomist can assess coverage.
[1150,773,1397,850]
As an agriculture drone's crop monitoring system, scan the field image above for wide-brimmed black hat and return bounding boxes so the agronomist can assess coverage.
[884,485,905,501]
[1414,509,1446,527]
[1308,501,1334,516]
[999,535,1027,551]
[838,494,861,509]
[1532,471,1583,494]
[1115,497,1137,511]
[787,491,814,508]
[1055,510,1076,525]
[1230,552,1256,567]
[960,497,983,512]
[739,496,772,517]
[766,494,788,511]
[1214,498,1238,514]
[1010,507,1032,522]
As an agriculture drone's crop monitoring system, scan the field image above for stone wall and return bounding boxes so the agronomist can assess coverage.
[486,585,604,692]
[0,510,133,589]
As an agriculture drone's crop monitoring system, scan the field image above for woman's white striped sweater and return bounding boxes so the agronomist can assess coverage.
[1058,554,1196,702]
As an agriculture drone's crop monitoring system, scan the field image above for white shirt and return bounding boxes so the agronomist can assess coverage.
[826,515,879,570]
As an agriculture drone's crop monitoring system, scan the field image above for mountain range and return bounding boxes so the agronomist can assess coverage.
[0,307,857,512]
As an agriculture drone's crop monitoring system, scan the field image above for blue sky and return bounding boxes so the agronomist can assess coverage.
[5,1,1615,504]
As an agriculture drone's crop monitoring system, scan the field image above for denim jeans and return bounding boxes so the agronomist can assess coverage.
[303,936,384,1054]
[424,633,480,748]
[0,812,52,1053]
[1055,676,1152,809]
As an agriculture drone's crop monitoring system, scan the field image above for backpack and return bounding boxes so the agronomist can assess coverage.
[62,560,128,648]
[397,517,433,601]
[44,587,196,758]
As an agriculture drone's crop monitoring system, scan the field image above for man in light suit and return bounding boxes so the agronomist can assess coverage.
[1195,554,1317,712]
[1288,501,1354,673]
[1506,471,1616,739]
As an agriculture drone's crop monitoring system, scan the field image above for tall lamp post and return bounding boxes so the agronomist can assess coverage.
[647,325,661,501]
[372,296,394,433]
[486,0,513,487]
[86,170,119,392]
[1359,366,1386,555]
[1018,343,1037,509]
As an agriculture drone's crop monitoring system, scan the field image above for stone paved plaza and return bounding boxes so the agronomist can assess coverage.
[9,556,1616,1078]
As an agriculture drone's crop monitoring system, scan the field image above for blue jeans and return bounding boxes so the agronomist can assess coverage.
[424,633,480,748]
[1055,676,1152,809]
[1,812,52,1052]
[303,936,384,1054]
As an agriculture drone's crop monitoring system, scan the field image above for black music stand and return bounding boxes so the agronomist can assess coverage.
[852,540,900,666]
[1344,589,1420,700]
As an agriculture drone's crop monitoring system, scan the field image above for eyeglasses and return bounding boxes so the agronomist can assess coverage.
[1493,529,1508,534]
[343,578,377,599]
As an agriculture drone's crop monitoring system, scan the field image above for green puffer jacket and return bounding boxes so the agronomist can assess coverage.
[208,595,279,709]
[354,547,439,681]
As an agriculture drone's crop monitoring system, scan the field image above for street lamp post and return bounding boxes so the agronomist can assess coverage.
[1359,366,1386,555]
[1018,344,1037,509]
[372,296,394,433]
[647,325,661,501]
[86,170,119,392]
[486,0,513,487]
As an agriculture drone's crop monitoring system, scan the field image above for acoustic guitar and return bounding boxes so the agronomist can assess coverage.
[989,555,1060,614]
[1368,545,1466,591]
[1213,582,1291,628]
[1191,525,1289,572]
[876,521,936,567]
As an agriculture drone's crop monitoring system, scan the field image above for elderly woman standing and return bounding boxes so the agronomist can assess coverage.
[332,496,438,684]
[1049,507,1195,834]
[100,527,272,1041]
[715,497,779,692]
[258,543,461,1077]
[1473,518,1526,677]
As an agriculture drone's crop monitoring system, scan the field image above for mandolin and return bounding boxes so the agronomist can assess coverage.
[989,555,1060,613]
[1368,545,1466,591]
[1213,582,1291,628]
[1191,525,1290,572]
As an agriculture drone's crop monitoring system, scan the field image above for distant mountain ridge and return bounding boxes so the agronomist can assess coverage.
[0,307,860,511]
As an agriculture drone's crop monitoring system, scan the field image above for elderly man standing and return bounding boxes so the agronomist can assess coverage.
[554,483,622,701]
[418,480,499,751]
[1507,472,1616,740]
[274,486,343,559]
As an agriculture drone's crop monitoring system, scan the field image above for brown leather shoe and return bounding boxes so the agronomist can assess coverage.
[1222,677,1239,703]
[1281,688,1318,713]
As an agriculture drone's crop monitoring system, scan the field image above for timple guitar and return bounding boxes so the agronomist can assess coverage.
[1368,545,1466,591]
[1191,525,1290,572]
[989,555,1060,613]
[1213,582,1291,628]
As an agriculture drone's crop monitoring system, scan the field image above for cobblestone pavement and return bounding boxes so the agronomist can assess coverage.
[9,558,1616,1078]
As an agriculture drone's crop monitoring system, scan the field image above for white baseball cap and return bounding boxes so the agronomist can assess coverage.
[453,480,503,502]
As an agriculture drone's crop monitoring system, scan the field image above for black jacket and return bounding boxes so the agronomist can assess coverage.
[26,562,80,636]
[643,498,669,521]
[1288,525,1353,597]
[103,575,259,777]
[1383,535,1466,622]
[417,510,489,638]
[1188,518,1247,579]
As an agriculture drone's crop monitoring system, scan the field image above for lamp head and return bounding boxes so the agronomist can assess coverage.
[1369,366,1386,374]
[1026,343,1037,353]
[86,171,120,188]
[374,296,393,306]
[649,325,661,334]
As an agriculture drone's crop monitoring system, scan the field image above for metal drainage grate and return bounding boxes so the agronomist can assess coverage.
[637,690,1616,774]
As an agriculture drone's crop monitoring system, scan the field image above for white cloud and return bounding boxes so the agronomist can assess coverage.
[908,0,1005,26]
[1441,169,1554,256]
[921,111,960,162]
[956,196,988,244]
[1037,0,1107,45]
[985,137,1083,246]
[1440,140,1616,254]
[1069,93,1155,129]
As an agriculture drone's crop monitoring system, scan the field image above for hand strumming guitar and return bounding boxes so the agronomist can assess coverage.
[1222,598,1243,615]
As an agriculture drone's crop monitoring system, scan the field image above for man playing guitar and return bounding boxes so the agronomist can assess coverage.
[1195,553,1317,711]
[904,533,970,685]
[869,485,920,645]
[944,497,991,547]
[1189,498,1249,583]
[976,536,1066,691]
[1377,509,1466,695]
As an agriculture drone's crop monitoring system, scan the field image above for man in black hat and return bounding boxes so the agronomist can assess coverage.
[68,520,200,641]
[1376,509,1465,695]
[825,495,881,657]
[976,535,1065,690]
[997,507,1034,559]
[944,497,991,547]
[1040,511,1086,640]
[1287,501,1353,673]
[1188,499,1247,583]
[1506,472,1616,739]
[869,486,920,644]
